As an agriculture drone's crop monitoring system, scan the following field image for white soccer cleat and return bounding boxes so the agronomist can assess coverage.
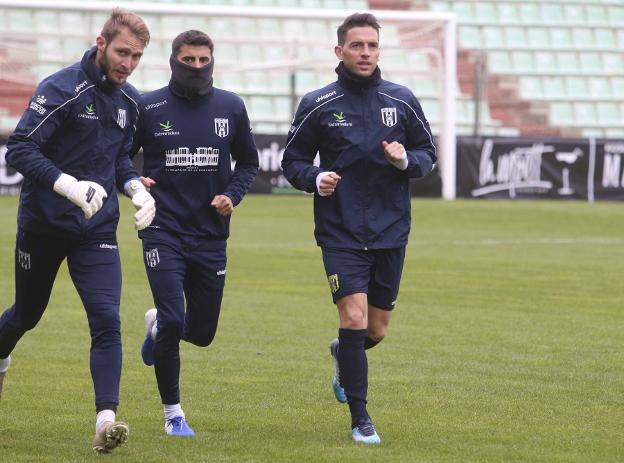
[351,418,381,445]
[141,308,157,366]
[0,355,11,401]
[92,421,129,453]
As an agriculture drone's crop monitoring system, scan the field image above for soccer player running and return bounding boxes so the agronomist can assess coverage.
[281,13,436,444]
[0,9,156,453]
[132,30,259,437]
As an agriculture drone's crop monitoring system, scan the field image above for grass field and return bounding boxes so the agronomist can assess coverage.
[0,195,622,462]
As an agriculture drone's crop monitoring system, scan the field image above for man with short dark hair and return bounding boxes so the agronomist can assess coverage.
[282,12,436,444]
[0,8,155,453]
[132,29,259,437]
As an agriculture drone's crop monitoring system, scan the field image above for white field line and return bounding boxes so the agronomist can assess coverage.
[232,237,624,249]
[408,237,624,246]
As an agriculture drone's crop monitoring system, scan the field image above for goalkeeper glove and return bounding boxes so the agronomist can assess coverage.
[124,179,156,230]
[53,173,107,219]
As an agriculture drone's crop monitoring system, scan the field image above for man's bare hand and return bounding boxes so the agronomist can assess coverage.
[318,172,342,196]
[211,195,234,216]
[382,141,408,170]
[382,141,406,162]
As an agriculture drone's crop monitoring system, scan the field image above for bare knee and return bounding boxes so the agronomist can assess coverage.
[337,295,368,329]
[367,305,391,344]
[367,326,387,343]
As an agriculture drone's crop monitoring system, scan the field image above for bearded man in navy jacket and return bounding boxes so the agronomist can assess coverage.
[132,30,259,437]
[282,13,437,445]
[0,8,156,453]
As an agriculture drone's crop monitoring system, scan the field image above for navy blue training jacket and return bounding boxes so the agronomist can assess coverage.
[281,70,437,250]
[6,47,140,237]
[132,84,259,243]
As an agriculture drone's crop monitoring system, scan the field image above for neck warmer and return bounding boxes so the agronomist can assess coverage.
[169,55,214,101]
[335,61,381,88]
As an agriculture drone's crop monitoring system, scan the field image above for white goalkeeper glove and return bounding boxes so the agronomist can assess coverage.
[53,173,107,219]
[125,179,155,230]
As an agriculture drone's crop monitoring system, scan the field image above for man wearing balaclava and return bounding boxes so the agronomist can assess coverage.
[131,30,259,437]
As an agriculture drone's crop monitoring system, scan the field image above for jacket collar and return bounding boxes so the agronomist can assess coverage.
[81,46,118,91]
[335,61,381,90]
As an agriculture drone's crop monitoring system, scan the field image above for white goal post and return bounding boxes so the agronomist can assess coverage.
[0,0,457,198]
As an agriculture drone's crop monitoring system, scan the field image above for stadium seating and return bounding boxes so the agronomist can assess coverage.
[0,0,622,138]
[426,0,624,137]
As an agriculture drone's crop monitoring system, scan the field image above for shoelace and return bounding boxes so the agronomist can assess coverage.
[167,417,183,428]
[357,421,376,437]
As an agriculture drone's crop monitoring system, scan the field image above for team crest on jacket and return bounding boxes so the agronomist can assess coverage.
[117,109,127,129]
[215,118,229,137]
[381,107,397,127]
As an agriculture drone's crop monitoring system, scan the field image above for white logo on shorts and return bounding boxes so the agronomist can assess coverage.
[145,248,160,268]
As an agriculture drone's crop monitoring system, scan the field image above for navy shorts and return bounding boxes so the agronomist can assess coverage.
[320,246,406,310]
[140,228,226,345]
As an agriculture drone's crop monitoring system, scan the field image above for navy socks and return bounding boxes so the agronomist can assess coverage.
[364,336,380,350]
[338,328,369,426]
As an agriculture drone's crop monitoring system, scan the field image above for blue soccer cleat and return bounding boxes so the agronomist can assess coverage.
[351,419,381,445]
[329,339,347,403]
[141,308,157,366]
[165,416,195,437]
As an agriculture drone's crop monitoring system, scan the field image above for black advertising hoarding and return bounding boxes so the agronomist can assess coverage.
[457,137,624,201]
[251,134,294,194]
[0,136,23,195]
[3,134,624,200]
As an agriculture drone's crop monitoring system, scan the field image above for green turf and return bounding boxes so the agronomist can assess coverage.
[0,195,622,462]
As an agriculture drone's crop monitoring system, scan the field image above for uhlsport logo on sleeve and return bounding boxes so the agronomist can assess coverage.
[381,107,397,127]
[145,248,160,268]
[215,118,229,137]
[29,95,47,115]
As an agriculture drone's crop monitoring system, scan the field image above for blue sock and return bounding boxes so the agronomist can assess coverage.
[338,328,369,426]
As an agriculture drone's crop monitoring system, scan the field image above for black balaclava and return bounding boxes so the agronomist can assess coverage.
[169,55,214,101]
